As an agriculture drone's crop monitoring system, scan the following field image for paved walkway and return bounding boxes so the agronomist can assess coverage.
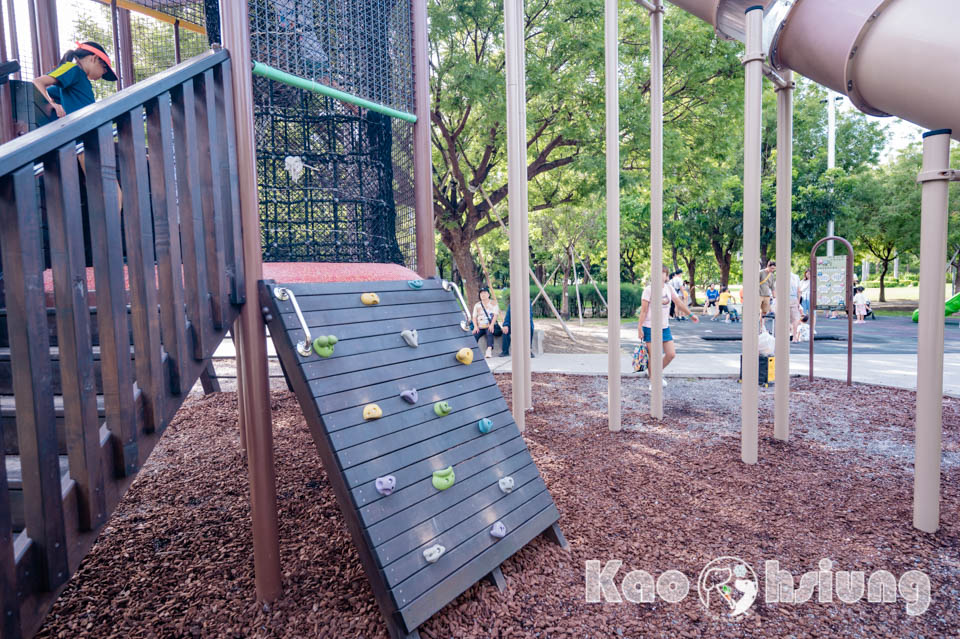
[486,352,960,396]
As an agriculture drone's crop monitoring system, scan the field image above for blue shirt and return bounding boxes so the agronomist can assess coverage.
[46,61,95,116]
[707,288,719,301]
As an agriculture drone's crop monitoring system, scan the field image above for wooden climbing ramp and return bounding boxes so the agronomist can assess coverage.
[260,277,565,639]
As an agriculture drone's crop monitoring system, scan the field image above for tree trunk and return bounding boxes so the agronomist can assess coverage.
[878,260,890,303]
[684,258,697,306]
[449,240,482,308]
[711,239,732,288]
[560,256,571,320]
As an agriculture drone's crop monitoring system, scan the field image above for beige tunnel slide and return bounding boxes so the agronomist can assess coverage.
[667,0,960,141]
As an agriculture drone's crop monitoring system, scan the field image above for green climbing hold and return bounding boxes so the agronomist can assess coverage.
[434,401,452,417]
[312,335,338,357]
[432,466,455,490]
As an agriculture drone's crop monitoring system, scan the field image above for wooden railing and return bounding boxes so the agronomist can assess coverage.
[0,48,244,638]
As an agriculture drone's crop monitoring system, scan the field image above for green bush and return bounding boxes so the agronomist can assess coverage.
[500,283,643,318]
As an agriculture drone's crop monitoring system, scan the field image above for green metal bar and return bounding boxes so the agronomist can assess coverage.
[251,61,417,124]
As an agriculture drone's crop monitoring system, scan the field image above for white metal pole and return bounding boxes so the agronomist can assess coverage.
[606,0,621,431]
[774,71,793,441]
[913,128,952,533]
[741,6,763,464]
[504,0,528,430]
[649,3,664,419]
[572,247,583,326]
[519,16,533,412]
[894,253,899,279]
[826,90,836,256]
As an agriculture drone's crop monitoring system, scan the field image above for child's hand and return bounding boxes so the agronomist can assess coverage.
[690,315,699,323]
[52,103,66,118]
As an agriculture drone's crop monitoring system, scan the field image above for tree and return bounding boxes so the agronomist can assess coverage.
[429,0,604,306]
[845,146,922,301]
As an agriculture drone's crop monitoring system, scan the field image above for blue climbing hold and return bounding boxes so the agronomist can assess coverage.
[478,418,493,434]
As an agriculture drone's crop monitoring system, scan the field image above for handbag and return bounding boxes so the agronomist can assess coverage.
[632,342,648,373]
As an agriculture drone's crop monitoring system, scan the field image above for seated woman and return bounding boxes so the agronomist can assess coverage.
[471,287,502,359]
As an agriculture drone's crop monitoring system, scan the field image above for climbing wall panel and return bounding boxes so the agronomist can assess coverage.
[259,278,563,639]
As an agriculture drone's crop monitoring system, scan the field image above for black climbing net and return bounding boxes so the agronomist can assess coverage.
[241,0,417,266]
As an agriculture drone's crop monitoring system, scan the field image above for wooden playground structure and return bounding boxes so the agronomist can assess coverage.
[0,0,956,637]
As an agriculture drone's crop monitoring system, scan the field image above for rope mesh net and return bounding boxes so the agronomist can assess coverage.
[25,0,416,268]
[246,0,416,266]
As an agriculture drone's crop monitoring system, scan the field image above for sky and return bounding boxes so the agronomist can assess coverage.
[5,0,931,160]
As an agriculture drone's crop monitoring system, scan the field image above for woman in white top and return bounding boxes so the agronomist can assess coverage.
[472,287,502,358]
[799,269,811,316]
[637,266,698,387]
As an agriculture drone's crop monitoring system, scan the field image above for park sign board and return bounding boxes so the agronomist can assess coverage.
[815,256,847,308]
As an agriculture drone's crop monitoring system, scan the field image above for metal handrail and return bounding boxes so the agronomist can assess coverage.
[441,279,473,332]
[273,287,314,356]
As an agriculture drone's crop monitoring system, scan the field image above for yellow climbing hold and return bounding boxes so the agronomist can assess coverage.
[361,292,380,305]
[456,347,473,365]
[363,404,383,420]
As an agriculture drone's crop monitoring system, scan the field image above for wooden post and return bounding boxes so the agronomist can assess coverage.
[118,8,135,88]
[605,0,621,431]
[220,3,283,601]
[0,6,15,143]
[412,0,436,277]
[773,71,793,441]
[6,0,21,79]
[33,0,58,74]
[174,20,182,64]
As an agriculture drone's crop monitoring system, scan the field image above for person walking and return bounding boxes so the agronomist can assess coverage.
[637,266,698,389]
[789,270,803,341]
[853,286,870,324]
[799,269,811,316]
[759,260,776,317]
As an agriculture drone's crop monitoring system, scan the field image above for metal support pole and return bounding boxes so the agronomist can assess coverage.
[110,1,122,88]
[774,71,793,442]
[26,0,39,77]
[518,22,532,412]
[220,4,283,601]
[605,0,621,431]
[648,2,664,420]
[504,0,528,430]
[826,89,836,256]
[572,246,583,326]
[913,129,952,533]
[412,0,437,277]
[741,6,763,464]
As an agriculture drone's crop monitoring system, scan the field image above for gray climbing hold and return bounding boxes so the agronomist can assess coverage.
[498,476,515,494]
[401,329,419,347]
[490,521,507,539]
[400,389,419,404]
[375,475,396,496]
[423,544,445,563]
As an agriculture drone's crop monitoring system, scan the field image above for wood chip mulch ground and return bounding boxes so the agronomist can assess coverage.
[36,375,959,638]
